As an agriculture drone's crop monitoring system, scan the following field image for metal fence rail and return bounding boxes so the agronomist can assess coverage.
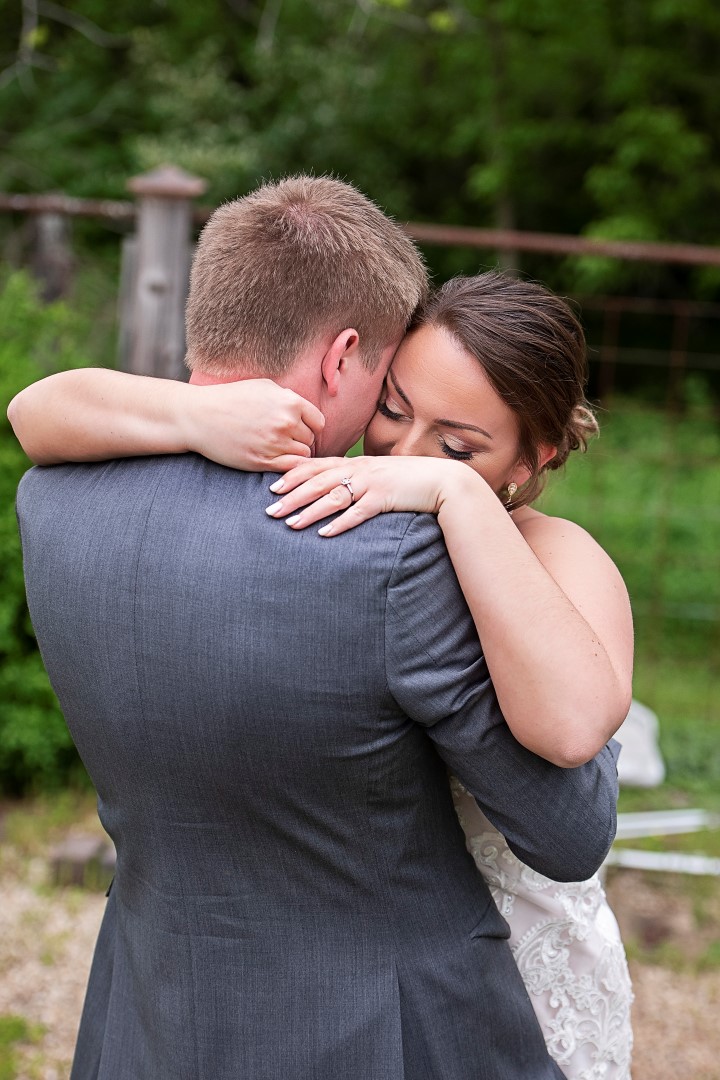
[1,170,718,775]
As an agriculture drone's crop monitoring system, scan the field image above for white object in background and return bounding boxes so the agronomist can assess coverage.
[614,699,666,788]
[615,809,720,840]
[605,848,720,876]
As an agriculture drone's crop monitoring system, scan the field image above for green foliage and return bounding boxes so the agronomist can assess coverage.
[698,938,720,971]
[0,273,92,794]
[0,1,718,797]
[2,0,720,292]
[0,1014,43,1080]
[540,396,720,800]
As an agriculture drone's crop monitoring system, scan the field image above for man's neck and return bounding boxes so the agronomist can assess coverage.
[188,370,254,387]
[188,366,321,406]
[187,361,342,456]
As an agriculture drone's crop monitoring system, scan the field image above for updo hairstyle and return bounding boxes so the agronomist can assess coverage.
[411,271,598,509]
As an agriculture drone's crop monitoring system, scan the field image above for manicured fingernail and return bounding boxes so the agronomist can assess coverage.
[265,501,283,516]
[269,480,285,493]
[318,524,333,536]
[286,515,301,527]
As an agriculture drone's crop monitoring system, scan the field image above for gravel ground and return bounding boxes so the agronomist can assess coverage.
[1,850,719,1079]
[0,873,105,1079]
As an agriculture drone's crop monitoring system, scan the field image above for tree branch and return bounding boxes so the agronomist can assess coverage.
[36,1,129,48]
[256,0,283,52]
[0,0,39,95]
[353,0,427,33]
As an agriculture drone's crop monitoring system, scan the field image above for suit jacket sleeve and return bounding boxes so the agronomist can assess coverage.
[384,514,619,883]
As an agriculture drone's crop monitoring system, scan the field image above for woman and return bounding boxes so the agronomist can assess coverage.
[8,271,634,1078]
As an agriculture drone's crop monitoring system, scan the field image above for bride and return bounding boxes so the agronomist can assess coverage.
[9,270,634,1079]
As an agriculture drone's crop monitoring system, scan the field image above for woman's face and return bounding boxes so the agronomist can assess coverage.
[364,323,531,496]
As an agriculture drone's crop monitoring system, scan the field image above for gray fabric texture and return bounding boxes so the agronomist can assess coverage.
[17,455,619,1080]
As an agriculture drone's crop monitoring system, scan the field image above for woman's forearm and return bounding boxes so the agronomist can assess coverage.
[7,369,193,465]
[437,471,632,767]
[7,369,325,470]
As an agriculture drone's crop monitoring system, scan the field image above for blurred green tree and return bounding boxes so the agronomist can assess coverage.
[1,0,719,292]
[0,273,92,792]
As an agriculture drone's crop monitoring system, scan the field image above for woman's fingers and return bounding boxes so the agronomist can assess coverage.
[268,483,384,537]
[257,422,315,468]
[274,392,324,448]
[266,471,349,519]
[264,457,387,536]
[282,485,355,529]
[262,441,313,468]
[270,458,351,493]
[269,453,315,473]
[287,439,313,458]
[281,489,381,536]
[317,499,378,537]
[298,398,326,440]
[292,417,318,450]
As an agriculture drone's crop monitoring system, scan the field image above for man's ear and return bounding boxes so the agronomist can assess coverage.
[320,329,360,397]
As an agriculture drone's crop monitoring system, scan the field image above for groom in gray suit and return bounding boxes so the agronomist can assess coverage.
[18,176,619,1080]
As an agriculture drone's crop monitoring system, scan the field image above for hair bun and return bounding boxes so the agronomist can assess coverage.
[547,403,599,471]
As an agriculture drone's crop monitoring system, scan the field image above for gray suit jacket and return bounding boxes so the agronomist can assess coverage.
[17,455,619,1080]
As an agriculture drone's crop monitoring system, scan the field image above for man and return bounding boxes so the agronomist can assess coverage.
[17,176,619,1079]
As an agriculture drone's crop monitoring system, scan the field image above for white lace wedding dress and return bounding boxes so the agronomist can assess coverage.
[451,777,634,1080]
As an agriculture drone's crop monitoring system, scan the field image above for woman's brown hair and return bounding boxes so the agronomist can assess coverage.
[412,272,598,508]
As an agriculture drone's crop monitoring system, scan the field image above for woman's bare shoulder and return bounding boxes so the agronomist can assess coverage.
[514,507,612,561]
[512,507,633,690]
[513,507,627,590]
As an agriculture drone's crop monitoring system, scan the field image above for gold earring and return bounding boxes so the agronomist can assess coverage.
[506,482,518,507]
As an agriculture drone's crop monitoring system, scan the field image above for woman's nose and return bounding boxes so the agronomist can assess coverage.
[389,427,424,457]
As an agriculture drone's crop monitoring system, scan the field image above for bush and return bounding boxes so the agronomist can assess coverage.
[0,273,94,793]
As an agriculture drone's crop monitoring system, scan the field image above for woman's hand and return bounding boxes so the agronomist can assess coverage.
[265,455,481,535]
[185,380,326,472]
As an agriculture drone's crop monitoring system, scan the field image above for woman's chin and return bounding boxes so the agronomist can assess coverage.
[361,438,382,457]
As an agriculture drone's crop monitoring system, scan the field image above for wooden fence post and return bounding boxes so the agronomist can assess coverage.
[31,210,74,301]
[121,165,207,379]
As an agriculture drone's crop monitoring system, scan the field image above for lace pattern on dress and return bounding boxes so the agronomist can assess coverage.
[450,776,633,1080]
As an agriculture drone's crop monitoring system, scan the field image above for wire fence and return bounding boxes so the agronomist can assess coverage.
[1,175,717,773]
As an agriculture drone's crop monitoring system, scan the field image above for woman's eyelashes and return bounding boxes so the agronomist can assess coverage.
[378,395,481,461]
[377,397,406,422]
[439,439,475,461]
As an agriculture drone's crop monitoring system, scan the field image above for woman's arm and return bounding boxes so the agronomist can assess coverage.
[7,369,324,471]
[435,471,633,767]
[265,456,633,767]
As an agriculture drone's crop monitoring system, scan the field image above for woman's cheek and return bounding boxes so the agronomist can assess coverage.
[363,413,394,457]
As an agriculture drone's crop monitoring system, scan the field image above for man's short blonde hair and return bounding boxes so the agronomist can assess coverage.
[185,175,428,377]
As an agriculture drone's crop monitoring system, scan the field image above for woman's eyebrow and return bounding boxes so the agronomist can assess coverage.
[389,369,412,408]
[390,369,493,439]
[436,418,493,440]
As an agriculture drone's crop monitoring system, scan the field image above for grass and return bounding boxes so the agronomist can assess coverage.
[0,790,102,887]
[539,393,720,815]
[610,861,720,973]
[0,790,99,859]
[0,1016,44,1080]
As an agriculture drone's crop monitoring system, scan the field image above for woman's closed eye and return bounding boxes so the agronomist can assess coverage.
[439,438,475,461]
[377,396,407,422]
